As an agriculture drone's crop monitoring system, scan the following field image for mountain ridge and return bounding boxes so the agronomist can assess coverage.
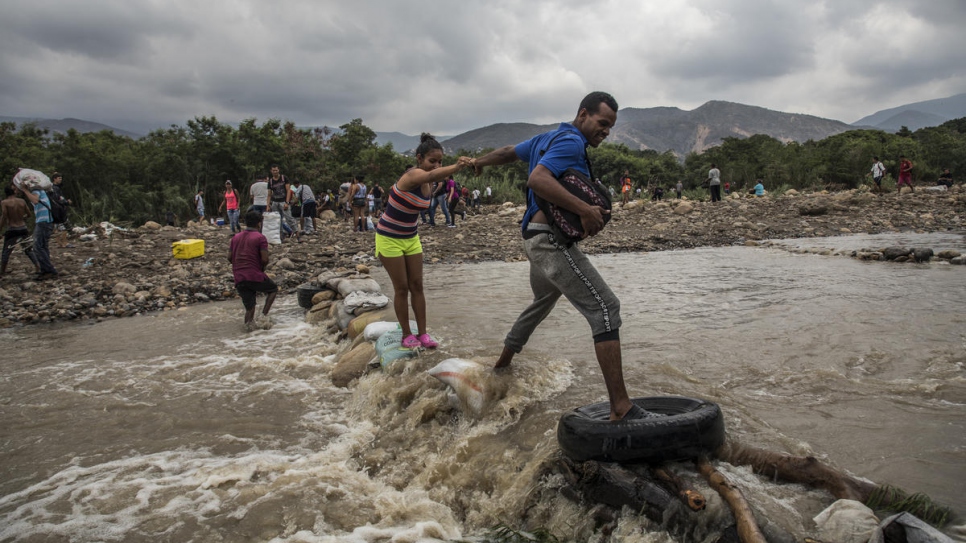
[851,92,966,131]
[5,93,964,157]
[439,100,858,158]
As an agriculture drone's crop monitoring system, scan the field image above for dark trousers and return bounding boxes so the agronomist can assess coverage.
[2,227,39,269]
[33,222,57,274]
[710,185,721,202]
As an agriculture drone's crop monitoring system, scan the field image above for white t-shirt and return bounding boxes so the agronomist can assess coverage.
[708,168,721,185]
[472,189,480,199]
[871,162,886,178]
[485,187,491,196]
[250,181,270,206]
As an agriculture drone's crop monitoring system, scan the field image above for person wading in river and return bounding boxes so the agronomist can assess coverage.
[471,91,651,421]
[229,210,278,330]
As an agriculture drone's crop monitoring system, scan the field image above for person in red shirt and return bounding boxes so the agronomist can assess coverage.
[219,180,241,233]
[229,210,278,330]
[620,170,632,205]
[897,155,915,194]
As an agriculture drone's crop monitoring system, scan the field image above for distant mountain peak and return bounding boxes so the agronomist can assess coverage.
[851,92,966,131]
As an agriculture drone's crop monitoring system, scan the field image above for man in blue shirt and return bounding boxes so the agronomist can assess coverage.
[472,92,646,421]
[17,184,58,279]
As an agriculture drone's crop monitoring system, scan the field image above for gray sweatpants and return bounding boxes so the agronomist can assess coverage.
[504,224,621,353]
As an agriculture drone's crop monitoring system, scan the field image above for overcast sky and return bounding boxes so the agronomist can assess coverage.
[1,0,964,136]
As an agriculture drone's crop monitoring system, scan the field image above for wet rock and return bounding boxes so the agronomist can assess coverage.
[881,247,912,261]
[937,250,962,260]
[799,204,828,216]
[113,282,137,295]
[912,248,934,263]
[274,258,296,270]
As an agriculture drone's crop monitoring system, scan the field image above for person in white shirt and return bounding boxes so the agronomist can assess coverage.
[708,164,721,202]
[249,175,270,213]
[869,156,886,193]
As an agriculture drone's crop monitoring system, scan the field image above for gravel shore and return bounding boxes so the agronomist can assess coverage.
[1,186,962,327]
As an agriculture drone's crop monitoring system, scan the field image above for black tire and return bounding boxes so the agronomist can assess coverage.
[296,283,326,310]
[556,396,725,463]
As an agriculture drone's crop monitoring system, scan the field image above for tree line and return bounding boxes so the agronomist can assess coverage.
[2,115,963,226]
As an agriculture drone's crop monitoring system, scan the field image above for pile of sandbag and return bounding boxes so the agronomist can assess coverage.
[303,267,390,330]
[308,267,491,415]
[329,320,435,388]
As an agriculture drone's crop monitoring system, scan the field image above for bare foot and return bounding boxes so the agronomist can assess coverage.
[494,346,515,370]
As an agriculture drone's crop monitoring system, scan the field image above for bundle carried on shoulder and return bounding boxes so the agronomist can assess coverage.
[12,169,52,191]
[535,168,611,244]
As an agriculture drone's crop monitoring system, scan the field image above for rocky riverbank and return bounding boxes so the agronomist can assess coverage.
[1,185,963,327]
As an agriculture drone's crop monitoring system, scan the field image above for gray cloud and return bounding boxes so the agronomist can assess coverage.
[0,0,962,135]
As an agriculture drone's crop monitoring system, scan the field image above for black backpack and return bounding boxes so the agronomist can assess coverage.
[41,191,68,224]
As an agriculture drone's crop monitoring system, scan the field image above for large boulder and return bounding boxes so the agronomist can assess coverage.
[673,202,694,215]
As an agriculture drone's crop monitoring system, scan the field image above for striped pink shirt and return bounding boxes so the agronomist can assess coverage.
[375,183,431,238]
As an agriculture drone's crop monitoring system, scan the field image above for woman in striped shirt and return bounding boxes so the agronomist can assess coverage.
[375,133,472,349]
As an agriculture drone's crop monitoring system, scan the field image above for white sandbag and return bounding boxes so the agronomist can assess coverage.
[336,277,381,298]
[334,300,355,330]
[12,168,52,191]
[813,500,880,543]
[261,212,282,245]
[428,358,486,415]
[363,321,417,342]
[344,291,389,313]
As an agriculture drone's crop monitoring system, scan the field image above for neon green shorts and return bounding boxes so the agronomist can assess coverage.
[375,233,422,258]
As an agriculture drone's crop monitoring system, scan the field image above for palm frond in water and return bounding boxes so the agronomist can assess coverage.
[865,485,951,527]
[481,524,560,543]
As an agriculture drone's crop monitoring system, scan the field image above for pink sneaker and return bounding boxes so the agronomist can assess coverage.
[402,334,421,349]
[418,333,439,349]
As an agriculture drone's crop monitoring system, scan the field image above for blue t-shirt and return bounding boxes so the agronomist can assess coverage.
[32,190,52,223]
[754,183,764,196]
[513,123,589,234]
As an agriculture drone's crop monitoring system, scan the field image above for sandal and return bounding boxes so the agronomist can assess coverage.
[401,334,421,349]
[418,333,438,349]
[618,404,664,421]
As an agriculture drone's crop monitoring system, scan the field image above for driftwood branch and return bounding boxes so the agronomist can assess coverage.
[716,441,876,501]
[715,441,952,526]
[653,465,707,511]
[696,455,767,543]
